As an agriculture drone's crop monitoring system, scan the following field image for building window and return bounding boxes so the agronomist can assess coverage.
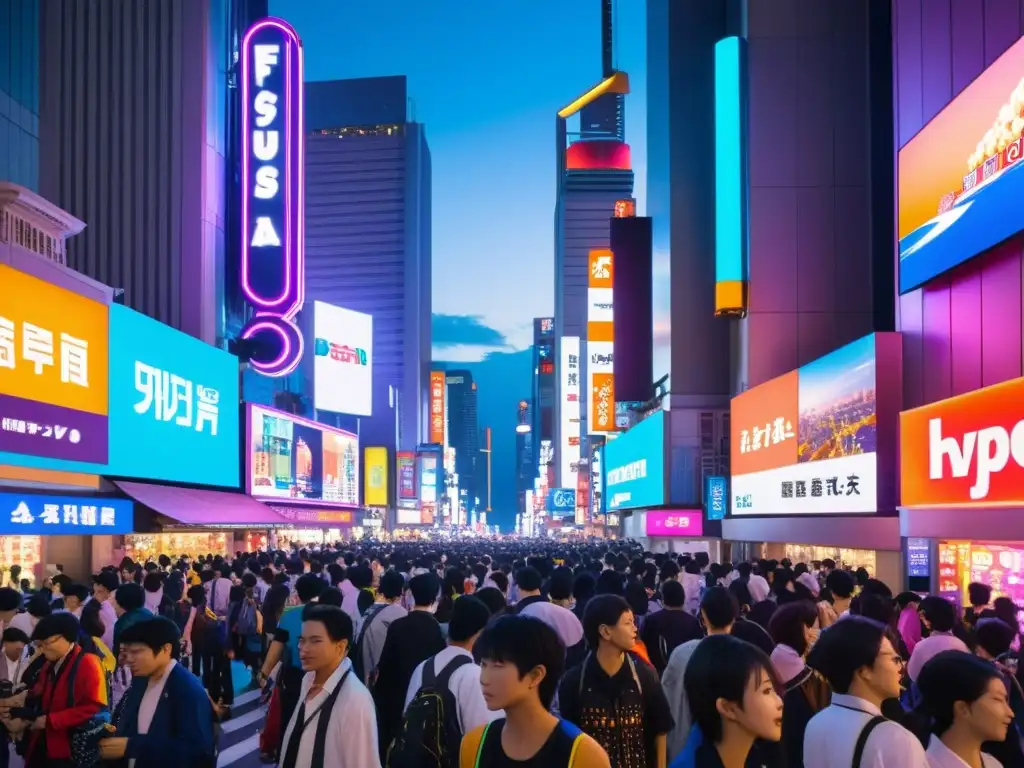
[312,124,403,138]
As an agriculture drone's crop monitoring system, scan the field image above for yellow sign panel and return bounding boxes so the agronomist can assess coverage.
[364,446,388,507]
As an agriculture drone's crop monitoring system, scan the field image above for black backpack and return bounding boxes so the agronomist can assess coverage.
[386,654,473,768]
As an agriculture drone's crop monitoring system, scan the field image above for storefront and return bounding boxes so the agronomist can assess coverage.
[899,375,1024,611]
[622,509,721,559]
[722,334,905,585]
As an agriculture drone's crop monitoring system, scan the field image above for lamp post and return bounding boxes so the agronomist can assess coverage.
[479,427,492,514]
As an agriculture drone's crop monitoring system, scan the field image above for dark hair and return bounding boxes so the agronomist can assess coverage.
[582,594,631,649]
[379,571,405,600]
[449,595,491,643]
[474,586,507,616]
[917,650,1003,735]
[768,600,818,656]
[349,565,374,591]
[118,617,180,655]
[624,581,649,617]
[859,579,893,601]
[115,582,145,612]
[968,582,992,608]
[475,615,565,708]
[806,616,887,693]
[489,571,509,594]
[548,567,574,602]
[825,569,856,599]
[974,618,1016,658]
[851,593,896,627]
[80,600,106,639]
[2,627,29,645]
[896,591,922,610]
[356,589,374,616]
[0,587,22,612]
[992,597,1020,635]
[409,572,440,607]
[595,569,624,596]
[661,580,685,609]
[295,574,325,604]
[187,584,207,607]
[685,634,777,743]
[143,572,164,593]
[302,605,354,645]
[25,593,52,619]
[701,586,739,631]
[32,612,81,644]
[515,566,542,593]
[318,586,343,608]
[920,595,958,633]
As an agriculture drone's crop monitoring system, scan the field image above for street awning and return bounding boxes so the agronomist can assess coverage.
[115,481,290,527]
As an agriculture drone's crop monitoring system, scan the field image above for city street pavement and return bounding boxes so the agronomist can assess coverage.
[217,663,267,768]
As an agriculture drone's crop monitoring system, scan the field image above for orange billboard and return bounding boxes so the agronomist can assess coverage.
[591,373,616,433]
[588,249,613,289]
[730,370,799,475]
[901,376,1024,508]
[429,371,445,444]
[0,265,109,415]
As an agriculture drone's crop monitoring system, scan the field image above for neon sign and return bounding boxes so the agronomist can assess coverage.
[240,18,305,377]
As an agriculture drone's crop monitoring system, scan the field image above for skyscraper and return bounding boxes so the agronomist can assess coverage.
[303,75,432,455]
[554,0,633,488]
[0,0,40,191]
[39,0,268,343]
[445,370,479,513]
[532,318,556,488]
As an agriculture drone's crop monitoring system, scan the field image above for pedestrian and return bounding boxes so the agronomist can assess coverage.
[640,580,702,676]
[908,596,971,684]
[352,570,406,686]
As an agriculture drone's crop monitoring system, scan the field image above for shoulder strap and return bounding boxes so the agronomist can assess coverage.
[64,647,87,709]
[435,654,473,690]
[626,653,642,696]
[473,721,494,768]
[356,604,386,648]
[852,715,887,768]
[310,669,350,767]
[568,734,584,768]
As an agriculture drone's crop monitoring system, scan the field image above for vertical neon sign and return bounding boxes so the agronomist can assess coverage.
[240,18,305,377]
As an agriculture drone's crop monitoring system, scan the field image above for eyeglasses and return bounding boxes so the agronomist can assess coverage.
[879,651,904,667]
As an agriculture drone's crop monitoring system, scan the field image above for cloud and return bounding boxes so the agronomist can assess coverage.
[432,314,509,349]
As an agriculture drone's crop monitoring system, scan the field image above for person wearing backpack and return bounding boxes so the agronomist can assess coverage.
[352,571,407,687]
[278,605,380,768]
[228,583,263,683]
[460,615,610,768]
[388,596,495,768]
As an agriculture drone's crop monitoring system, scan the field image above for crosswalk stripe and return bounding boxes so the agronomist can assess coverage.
[218,732,261,767]
[232,688,263,709]
[221,706,266,734]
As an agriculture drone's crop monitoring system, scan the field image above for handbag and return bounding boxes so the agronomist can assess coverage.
[64,651,113,768]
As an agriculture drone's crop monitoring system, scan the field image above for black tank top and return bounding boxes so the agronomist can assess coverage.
[476,718,582,767]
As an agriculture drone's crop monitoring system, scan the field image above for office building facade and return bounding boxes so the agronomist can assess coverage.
[1,0,40,191]
[445,370,479,511]
[303,76,432,454]
[532,317,556,489]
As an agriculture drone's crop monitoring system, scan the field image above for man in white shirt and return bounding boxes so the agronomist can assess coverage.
[803,615,928,768]
[0,628,30,688]
[279,605,380,768]
[90,571,120,655]
[404,595,498,736]
[204,565,233,618]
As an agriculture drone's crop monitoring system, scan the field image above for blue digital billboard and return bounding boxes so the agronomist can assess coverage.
[605,411,665,511]
[0,493,133,535]
[705,476,727,521]
[546,488,576,516]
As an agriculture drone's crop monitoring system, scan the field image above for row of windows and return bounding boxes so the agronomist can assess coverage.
[311,124,403,138]
[0,0,39,115]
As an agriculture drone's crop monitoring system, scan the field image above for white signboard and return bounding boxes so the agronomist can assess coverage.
[730,453,877,515]
[560,336,581,489]
[313,301,373,416]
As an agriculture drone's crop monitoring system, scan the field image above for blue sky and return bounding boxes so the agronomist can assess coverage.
[273,0,647,361]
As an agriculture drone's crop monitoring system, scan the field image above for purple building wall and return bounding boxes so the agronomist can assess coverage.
[744,1,881,388]
[894,0,1024,409]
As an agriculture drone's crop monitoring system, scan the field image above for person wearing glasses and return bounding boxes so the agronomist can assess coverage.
[802,616,927,768]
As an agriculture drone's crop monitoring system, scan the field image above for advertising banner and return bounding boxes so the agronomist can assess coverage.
[898,37,1024,294]
[646,510,703,537]
[546,488,576,516]
[247,405,359,507]
[907,538,930,578]
[429,371,446,445]
[730,334,883,516]
[107,305,239,487]
[560,337,581,487]
[0,265,109,465]
[705,476,727,521]
[313,301,372,416]
[418,445,443,524]
[396,451,417,508]
[0,493,133,535]
[900,375,1024,508]
[364,446,388,507]
[605,411,665,511]
[591,442,605,522]
[587,250,616,434]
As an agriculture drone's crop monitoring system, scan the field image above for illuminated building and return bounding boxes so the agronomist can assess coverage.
[554,0,633,485]
[445,371,479,510]
[303,75,432,455]
[39,0,269,344]
[0,0,39,190]
[516,399,534,513]
[532,318,556,488]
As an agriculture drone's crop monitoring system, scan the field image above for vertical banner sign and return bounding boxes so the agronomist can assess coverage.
[240,18,306,377]
[587,249,615,434]
[364,446,388,507]
[429,371,446,445]
[396,451,417,508]
[560,336,581,488]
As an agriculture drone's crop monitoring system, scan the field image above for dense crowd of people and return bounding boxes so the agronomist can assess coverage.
[0,540,1020,767]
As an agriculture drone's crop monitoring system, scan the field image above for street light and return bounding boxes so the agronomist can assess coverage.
[479,427,492,513]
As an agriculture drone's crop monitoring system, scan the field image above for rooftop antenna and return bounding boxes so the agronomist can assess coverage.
[602,0,614,77]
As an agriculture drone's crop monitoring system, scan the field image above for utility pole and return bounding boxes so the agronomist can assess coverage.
[480,427,492,513]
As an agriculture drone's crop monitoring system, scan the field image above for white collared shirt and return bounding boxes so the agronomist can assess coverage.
[804,693,929,768]
[925,736,1001,768]
[279,657,380,768]
[0,648,28,685]
[404,646,501,735]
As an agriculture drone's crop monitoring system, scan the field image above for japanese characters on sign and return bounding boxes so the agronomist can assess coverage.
[560,337,581,488]
[134,363,221,436]
[0,265,109,466]
[239,17,306,377]
[730,334,884,516]
[705,476,727,521]
[605,411,665,512]
[587,249,616,435]
[0,493,133,535]
[646,510,703,537]
[429,371,446,445]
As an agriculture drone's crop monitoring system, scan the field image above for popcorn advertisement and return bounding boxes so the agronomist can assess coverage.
[898,38,1024,294]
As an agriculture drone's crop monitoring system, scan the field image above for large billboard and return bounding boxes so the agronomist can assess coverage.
[429,371,446,445]
[730,334,888,516]
[396,450,417,508]
[364,446,388,507]
[0,493,133,536]
[417,445,443,525]
[898,37,1024,294]
[587,250,616,434]
[901,375,1024,508]
[239,17,306,377]
[313,301,372,416]
[605,410,665,511]
[560,337,581,488]
[545,488,576,517]
[247,404,359,507]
